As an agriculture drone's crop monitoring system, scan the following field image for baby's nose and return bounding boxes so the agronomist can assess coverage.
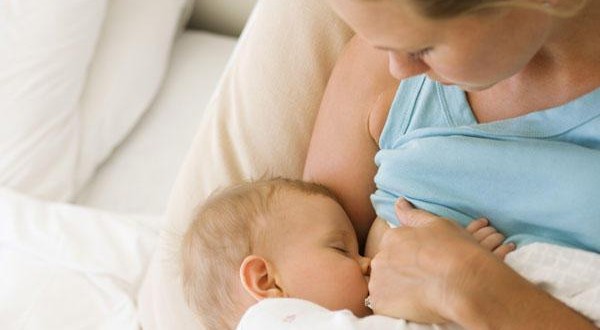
[360,256,371,276]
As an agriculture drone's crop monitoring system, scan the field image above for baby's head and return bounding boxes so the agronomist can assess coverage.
[181,178,371,329]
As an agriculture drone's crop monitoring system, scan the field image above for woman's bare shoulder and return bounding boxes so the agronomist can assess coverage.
[341,35,399,145]
[368,86,397,145]
[303,35,398,244]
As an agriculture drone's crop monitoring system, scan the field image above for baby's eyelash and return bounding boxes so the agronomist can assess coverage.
[332,246,349,255]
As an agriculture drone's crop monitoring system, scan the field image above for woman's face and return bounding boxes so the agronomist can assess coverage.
[328,0,553,91]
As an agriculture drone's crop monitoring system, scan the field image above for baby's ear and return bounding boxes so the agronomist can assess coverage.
[240,255,285,301]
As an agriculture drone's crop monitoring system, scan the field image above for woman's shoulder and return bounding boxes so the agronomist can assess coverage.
[374,76,474,148]
[368,85,398,144]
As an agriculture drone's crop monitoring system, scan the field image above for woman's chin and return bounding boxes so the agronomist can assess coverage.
[427,74,499,91]
[460,83,496,92]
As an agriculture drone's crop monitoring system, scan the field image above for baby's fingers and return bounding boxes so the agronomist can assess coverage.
[479,231,506,251]
[466,218,489,234]
[493,242,517,260]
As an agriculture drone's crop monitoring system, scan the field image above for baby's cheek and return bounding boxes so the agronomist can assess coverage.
[349,280,372,316]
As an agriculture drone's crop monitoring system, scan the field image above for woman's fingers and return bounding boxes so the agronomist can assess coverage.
[396,198,515,260]
[395,198,440,227]
[369,228,451,323]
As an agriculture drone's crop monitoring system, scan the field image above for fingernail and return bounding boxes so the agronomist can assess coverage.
[508,242,516,249]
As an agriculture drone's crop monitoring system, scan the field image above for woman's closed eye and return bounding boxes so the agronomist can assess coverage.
[408,47,432,60]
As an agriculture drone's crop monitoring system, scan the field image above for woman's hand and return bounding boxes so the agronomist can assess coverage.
[368,198,597,329]
[367,198,487,323]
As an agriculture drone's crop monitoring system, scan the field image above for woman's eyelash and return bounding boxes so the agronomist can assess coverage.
[408,47,432,60]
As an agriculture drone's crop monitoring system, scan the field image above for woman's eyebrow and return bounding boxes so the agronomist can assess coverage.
[373,45,395,51]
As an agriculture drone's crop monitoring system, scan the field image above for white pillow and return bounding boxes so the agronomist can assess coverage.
[75,0,191,192]
[0,0,107,201]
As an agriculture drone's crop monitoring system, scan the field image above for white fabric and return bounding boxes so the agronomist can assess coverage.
[0,0,189,202]
[137,0,353,328]
[0,0,107,201]
[76,0,190,193]
[238,298,450,330]
[0,187,159,329]
[506,243,600,324]
[179,0,196,32]
[75,31,237,215]
[237,243,600,329]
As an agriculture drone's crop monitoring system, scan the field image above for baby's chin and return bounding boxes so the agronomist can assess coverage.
[352,303,373,317]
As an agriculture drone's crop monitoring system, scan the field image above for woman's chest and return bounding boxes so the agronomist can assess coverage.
[468,79,600,123]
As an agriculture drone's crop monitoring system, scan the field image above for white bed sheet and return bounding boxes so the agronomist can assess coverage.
[0,188,159,329]
[75,30,237,216]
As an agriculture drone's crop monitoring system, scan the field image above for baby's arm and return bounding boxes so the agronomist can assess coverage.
[466,218,516,259]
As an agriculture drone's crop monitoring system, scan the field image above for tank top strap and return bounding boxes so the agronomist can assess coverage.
[380,75,600,148]
[379,75,476,149]
[470,86,600,139]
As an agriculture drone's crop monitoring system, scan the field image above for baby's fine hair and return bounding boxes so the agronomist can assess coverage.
[181,177,339,330]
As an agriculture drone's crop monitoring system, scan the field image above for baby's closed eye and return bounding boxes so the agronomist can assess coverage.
[330,243,350,255]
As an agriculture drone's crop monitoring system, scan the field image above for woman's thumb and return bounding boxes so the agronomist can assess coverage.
[395,198,434,227]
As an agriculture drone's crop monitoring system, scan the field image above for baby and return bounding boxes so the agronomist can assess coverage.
[181,178,512,329]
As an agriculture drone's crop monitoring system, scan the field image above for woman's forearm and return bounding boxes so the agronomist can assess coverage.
[449,253,596,330]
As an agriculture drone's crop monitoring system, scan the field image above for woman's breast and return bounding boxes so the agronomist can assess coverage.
[365,217,391,258]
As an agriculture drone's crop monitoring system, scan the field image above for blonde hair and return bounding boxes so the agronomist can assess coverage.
[181,178,339,330]
[392,0,589,18]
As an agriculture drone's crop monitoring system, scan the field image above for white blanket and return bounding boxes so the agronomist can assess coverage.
[0,188,159,329]
[237,243,600,329]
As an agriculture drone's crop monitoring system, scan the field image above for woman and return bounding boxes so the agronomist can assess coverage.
[304,0,600,328]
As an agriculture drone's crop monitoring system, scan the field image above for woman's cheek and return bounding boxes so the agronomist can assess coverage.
[426,60,461,84]
[429,56,494,88]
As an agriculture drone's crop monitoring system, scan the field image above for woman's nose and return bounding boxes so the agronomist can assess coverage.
[388,51,429,80]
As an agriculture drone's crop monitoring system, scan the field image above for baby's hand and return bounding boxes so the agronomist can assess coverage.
[466,218,516,260]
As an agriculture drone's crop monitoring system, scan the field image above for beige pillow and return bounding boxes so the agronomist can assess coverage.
[137,0,353,329]
[189,0,258,36]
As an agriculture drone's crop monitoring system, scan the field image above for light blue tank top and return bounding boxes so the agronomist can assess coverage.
[371,75,600,253]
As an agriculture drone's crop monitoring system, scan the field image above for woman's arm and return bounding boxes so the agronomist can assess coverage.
[368,199,597,329]
[303,35,398,246]
[454,255,597,329]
